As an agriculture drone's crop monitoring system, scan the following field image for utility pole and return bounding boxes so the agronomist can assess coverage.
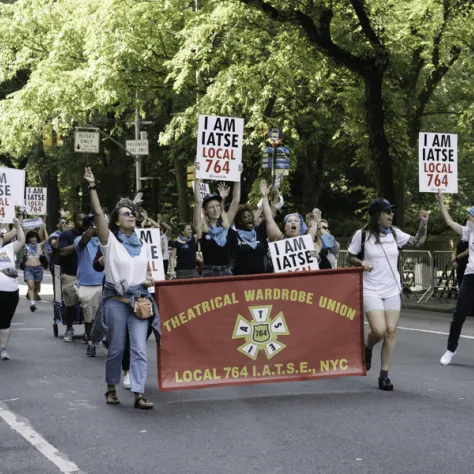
[133,93,152,193]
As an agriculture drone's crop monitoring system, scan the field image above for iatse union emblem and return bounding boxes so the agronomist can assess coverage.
[232,305,290,360]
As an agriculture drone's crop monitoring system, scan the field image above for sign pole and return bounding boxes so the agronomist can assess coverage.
[135,101,142,193]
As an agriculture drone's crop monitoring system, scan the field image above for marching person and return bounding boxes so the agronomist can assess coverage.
[0,218,25,360]
[229,204,268,275]
[59,210,85,342]
[23,228,48,312]
[451,225,469,289]
[75,214,104,357]
[169,224,200,279]
[193,164,241,277]
[438,193,474,366]
[347,198,429,391]
[307,211,332,270]
[45,215,68,276]
[84,167,159,410]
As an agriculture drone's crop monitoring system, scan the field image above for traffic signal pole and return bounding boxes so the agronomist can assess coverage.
[135,104,142,193]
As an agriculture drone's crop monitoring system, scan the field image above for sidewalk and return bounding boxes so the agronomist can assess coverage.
[403,295,455,314]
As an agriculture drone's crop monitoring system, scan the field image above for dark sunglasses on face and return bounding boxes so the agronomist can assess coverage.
[322,226,329,231]
[382,209,394,215]
[120,211,136,218]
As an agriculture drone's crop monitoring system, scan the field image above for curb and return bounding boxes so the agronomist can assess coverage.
[404,302,454,314]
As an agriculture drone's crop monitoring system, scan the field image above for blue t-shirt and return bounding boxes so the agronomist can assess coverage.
[74,236,104,286]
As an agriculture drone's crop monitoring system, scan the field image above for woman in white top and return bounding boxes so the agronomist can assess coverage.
[84,168,157,410]
[0,218,25,360]
[348,198,429,391]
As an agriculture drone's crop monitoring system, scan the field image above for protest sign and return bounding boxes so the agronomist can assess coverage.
[0,168,25,223]
[26,187,47,215]
[155,268,364,391]
[192,181,211,201]
[419,133,457,193]
[269,235,319,273]
[23,218,44,229]
[196,115,244,182]
[136,228,165,286]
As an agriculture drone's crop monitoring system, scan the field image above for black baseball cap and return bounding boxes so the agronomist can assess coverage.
[202,194,222,208]
[368,198,398,216]
[82,214,95,228]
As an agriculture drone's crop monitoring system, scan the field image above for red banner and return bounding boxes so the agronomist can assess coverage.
[156,268,365,391]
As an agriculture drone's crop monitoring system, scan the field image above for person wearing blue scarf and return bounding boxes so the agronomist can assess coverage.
[24,229,48,312]
[230,205,268,275]
[193,167,242,278]
[84,167,157,410]
[169,223,200,279]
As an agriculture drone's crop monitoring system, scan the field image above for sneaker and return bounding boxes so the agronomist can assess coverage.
[378,376,394,391]
[365,346,372,371]
[440,350,456,366]
[123,373,131,390]
[30,305,37,312]
[63,329,74,342]
[82,333,89,345]
[0,349,10,360]
[86,344,96,357]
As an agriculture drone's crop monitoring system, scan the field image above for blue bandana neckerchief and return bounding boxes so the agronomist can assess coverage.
[321,233,337,251]
[284,213,308,236]
[177,234,193,249]
[206,224,228,247]
[237,228,258,249]
[27,243,38,256]
[118,231,142,257]
[380,228,392,236]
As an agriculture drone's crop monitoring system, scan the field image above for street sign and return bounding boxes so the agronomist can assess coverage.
[267,128,283,145]
[126,140,149,156]
[74,131,100,153]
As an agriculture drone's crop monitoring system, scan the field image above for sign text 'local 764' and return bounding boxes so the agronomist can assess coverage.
[25,187,47,215]
[419,132,457,193]
[196,115,244,182]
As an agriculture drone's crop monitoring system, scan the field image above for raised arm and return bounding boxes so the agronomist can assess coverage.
[437,191,463,235]
[84,167,109,245]
[225,181,241,225]
[12,218,25,253]
[404,212,429,249]
[260,180,284,242]
[193,163,203,239]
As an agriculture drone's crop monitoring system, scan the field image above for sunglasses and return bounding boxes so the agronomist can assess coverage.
[120,211,136,218]
[382,209,394,215]
[321,226,329,231]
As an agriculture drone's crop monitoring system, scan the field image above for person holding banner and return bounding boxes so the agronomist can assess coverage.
[437,193,474,366]
[169,224,200,279]
[23,229,48,312]
[84,168,159,410]
[0,218,25,360]
[347,198,429,391]
[193,163,242,278]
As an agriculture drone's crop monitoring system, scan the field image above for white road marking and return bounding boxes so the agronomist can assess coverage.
[12,328,45,331]
[364,322,474,340]
[11,322,26,325]
[0,402,83,473]
[0,398,19,402]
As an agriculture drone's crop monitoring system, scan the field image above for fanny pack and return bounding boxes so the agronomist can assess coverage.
[113,296,154,320]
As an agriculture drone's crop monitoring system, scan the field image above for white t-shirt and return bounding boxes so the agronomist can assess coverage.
[461,222,474,276]
[0,243,18,292]
[161,234,169,261]
[348,228,411,298]
[101,232,151,288]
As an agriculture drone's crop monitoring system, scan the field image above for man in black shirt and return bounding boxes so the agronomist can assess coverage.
[58,211,85,342]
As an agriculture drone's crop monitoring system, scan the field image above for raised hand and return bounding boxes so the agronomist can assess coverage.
[194,161,201,171]
[217,182,230,200]
[133,192,144,205]
[260,180,270,198]
[420,211,429,222]
[84,167,95,184]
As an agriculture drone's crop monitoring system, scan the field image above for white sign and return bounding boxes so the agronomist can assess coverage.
[196,114,244,182]
[23,218,44,229]
[136,228,165,289]
[126,140,149,156]
[192,181,211,202]
[419,132,457,193]
[0,168,25,223]
[74,131,100,153]
[269,235,319,273]
[25,187,47,215]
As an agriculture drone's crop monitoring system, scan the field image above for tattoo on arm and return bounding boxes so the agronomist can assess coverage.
[347,253,362,267]
[405,220,427,249]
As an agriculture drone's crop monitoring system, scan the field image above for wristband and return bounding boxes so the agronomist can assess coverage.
[88,184,97,190]
[273,195,284,210]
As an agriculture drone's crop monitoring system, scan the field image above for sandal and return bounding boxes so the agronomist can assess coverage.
[105,390,120,405]
[134,397,154,410]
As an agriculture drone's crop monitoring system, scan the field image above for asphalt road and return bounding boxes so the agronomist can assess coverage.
[2,273,474,474]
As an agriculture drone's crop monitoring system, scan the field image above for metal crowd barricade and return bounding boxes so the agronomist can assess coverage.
[399,250,433,303]
[432,251,458,300]
[337,250,349,269]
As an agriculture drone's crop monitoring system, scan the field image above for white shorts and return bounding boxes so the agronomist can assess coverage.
[364,294,401,314]
[76,285,102,323]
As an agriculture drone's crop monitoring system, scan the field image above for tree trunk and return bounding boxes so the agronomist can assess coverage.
[44,169,60,232]
[174,155,190,222]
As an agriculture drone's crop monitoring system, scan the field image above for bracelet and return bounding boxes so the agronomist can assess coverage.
[88,184,97,190]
